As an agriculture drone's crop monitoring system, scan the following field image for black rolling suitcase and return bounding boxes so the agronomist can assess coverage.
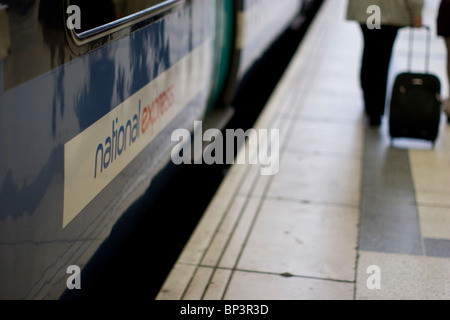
[389,26,442,146]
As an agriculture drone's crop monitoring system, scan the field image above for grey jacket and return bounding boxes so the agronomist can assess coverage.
[346,0,424,26]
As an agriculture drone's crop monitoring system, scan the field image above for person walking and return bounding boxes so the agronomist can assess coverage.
[346,0,424,127]
[438,0,450,121]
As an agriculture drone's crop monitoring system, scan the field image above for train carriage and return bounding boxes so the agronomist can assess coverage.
[0,0,313,299]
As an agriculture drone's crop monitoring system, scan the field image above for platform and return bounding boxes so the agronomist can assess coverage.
[157,0,450,300]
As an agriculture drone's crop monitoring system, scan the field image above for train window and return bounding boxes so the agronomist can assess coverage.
[67,0,182,44]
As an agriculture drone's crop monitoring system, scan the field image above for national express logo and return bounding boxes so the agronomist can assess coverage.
[93,85,175,179]
[63,40,210,228]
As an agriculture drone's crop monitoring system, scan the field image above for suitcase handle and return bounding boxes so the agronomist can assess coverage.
[407,25,432,74]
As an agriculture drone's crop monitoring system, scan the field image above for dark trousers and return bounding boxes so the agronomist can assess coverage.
[360,25,400,119]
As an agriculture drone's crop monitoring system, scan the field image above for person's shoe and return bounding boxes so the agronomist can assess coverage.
[368,116,382,127]
[443,99,450,123]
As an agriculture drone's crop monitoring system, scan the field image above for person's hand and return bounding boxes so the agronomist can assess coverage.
[412,15,423,28]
